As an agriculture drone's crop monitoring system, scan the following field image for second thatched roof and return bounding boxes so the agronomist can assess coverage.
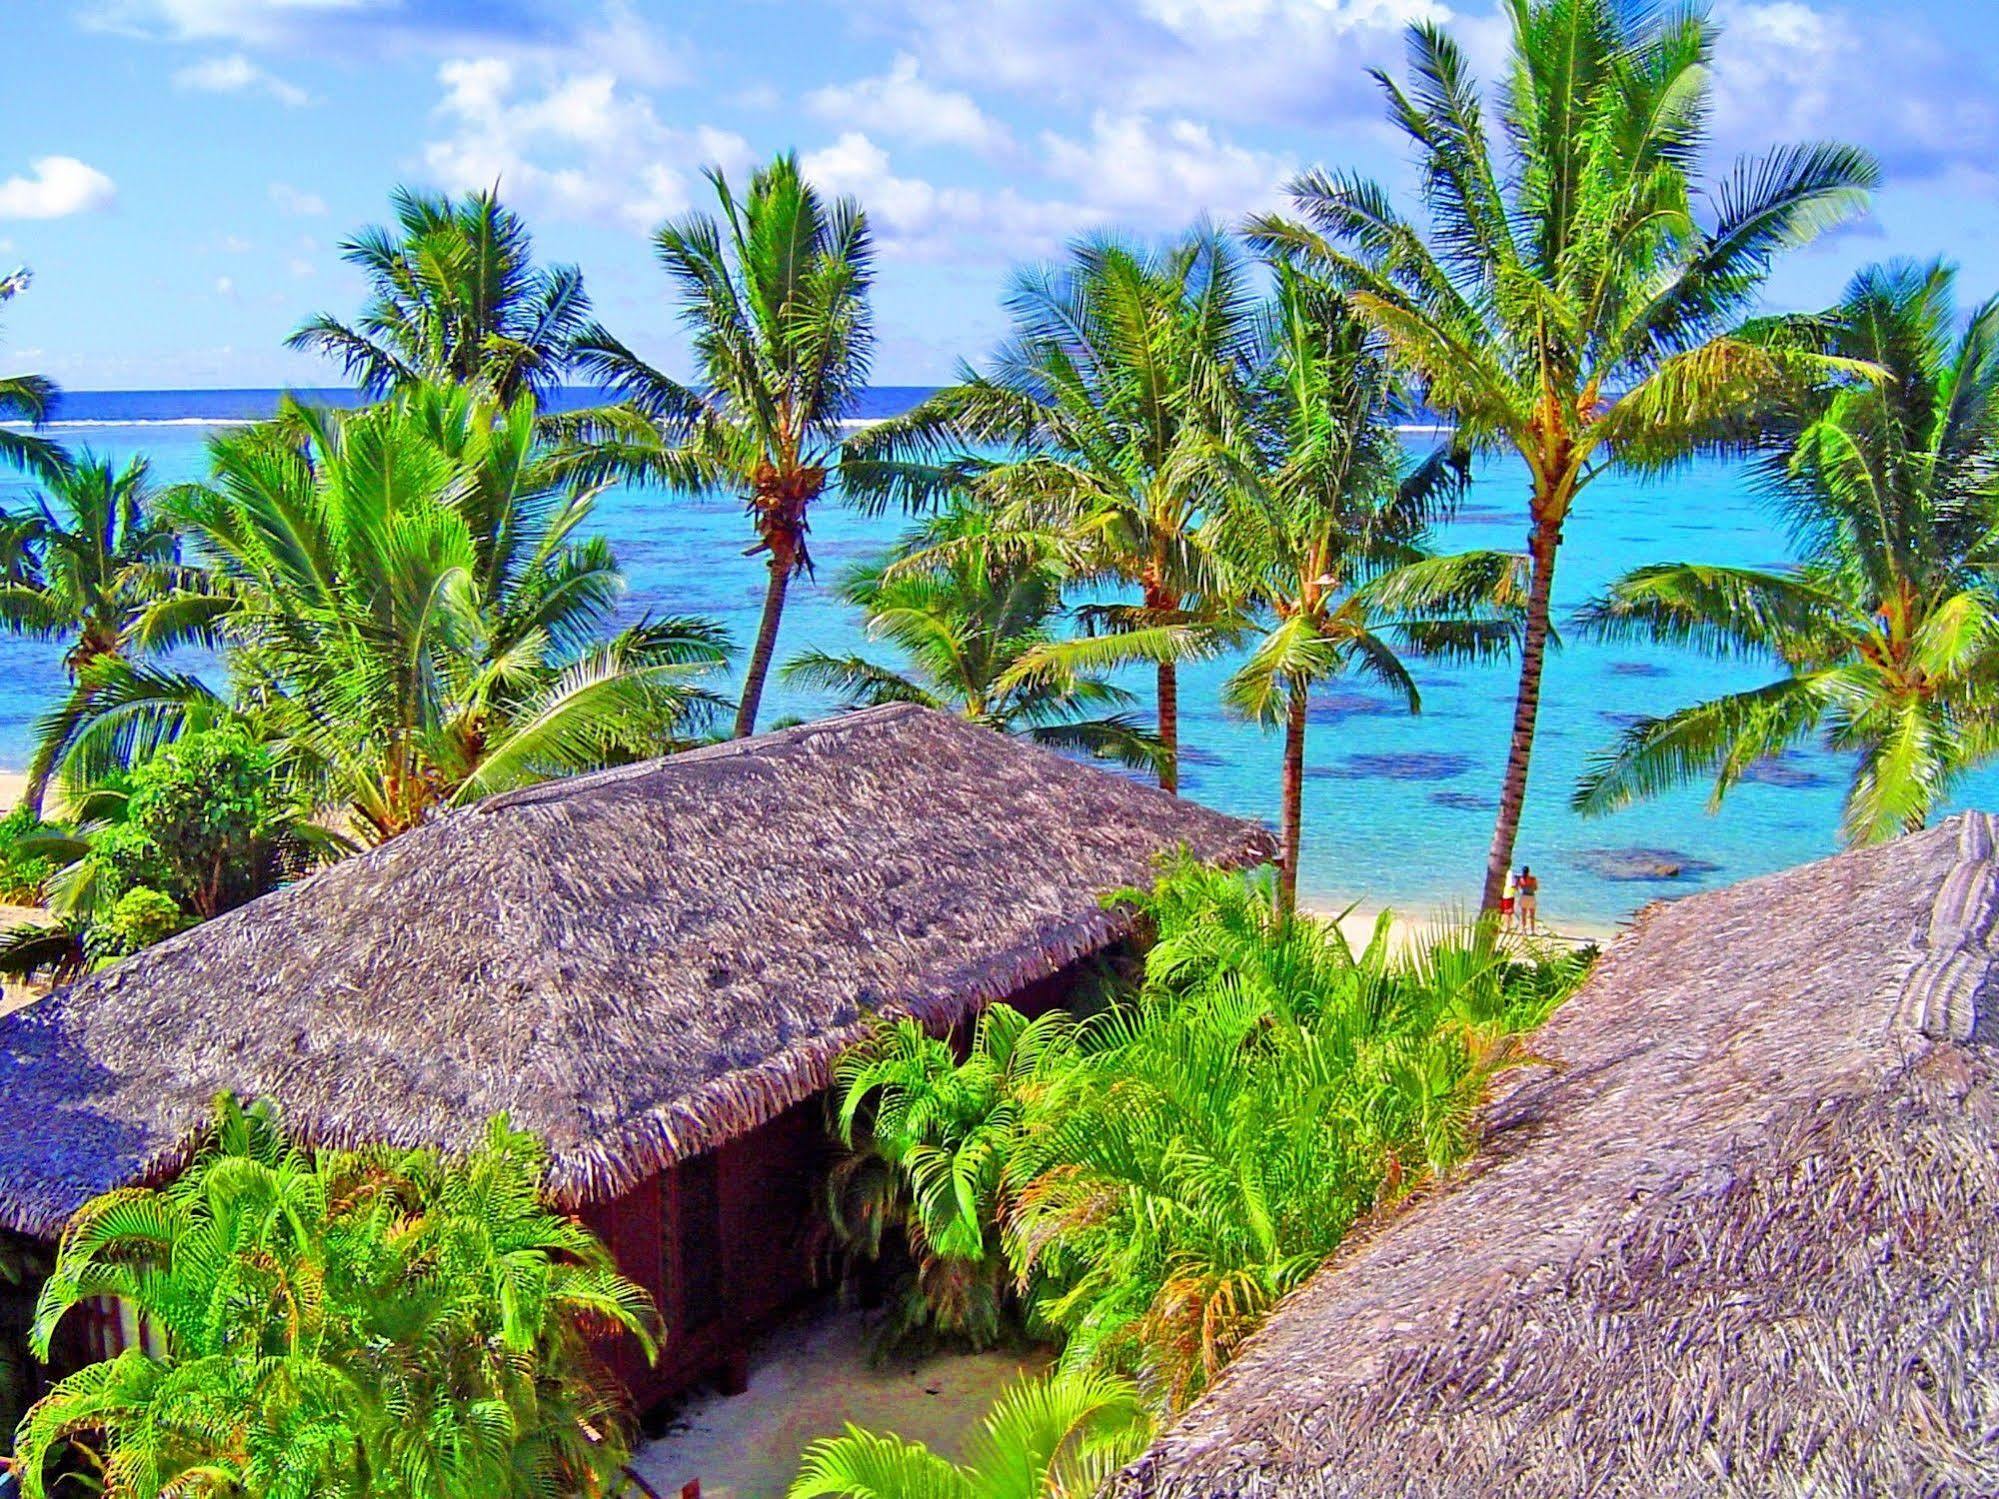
[0,704,1273,1240]
[1118,811,1999,1498]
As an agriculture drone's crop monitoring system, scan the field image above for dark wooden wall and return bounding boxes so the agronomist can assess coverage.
[577,952,1120,1414]
[581,1099,825,1411]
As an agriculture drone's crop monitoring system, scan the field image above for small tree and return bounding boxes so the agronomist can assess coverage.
[96,724,314,921]
[14,1096,660,1499]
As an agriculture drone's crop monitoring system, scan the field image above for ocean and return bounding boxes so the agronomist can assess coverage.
[6,387,1985,926]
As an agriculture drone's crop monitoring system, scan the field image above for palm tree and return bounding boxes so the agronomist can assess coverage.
[1219,271,1519,912]
[0,454,222,813]
[1249,0,1877,908]
[288,186,592,403]
[783,504,1167,773]
[852,227,1260,792]
[0,267,62,478]
[566,153,876,738]
[15,1097,659,1499]
[45,385,731,841]
[0,453,196,673]
[1575,261,1999,844]
[789,1368,1153,1499]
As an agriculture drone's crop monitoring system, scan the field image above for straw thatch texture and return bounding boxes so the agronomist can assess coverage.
[0,704,1273,1240]
[1118,811,1999,1499]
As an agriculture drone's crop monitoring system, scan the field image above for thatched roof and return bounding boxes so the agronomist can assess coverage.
[1118,811,1999,1498]
[0,704,1273,1240]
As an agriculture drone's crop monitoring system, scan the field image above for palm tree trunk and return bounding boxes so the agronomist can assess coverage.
[1481,520,1560,912]
[735,556,792,739]
[1156,660,1179,795]
[1279,683,1307,915]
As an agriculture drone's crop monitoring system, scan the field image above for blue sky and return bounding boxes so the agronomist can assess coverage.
[7,0,1999,390]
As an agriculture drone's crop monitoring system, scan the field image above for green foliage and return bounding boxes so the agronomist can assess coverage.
[832,859,1587,1410]
[784,502,1168,773]
[852,225,1263,791]
[0,804,61,903]
[83,886,190,965]
[90,726,309,921]
[1248,0,1877,903]
[48,383,732,841]
[1576,261,1999,844]
[789,1366,1153,1499]
[287,186,593,403]
[828,1004,1079,1356]
[13,1096,660,1499]
[565,152,878,737]
[0,267,63,480]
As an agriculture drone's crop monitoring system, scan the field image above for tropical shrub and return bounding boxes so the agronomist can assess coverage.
[12,1096,660,1499]
[0,728,327,981]
[790,1367,1152,1499]
[828,1004,1079,1355]
[832,859,1587,1408]
[82,886,190,965]
[89,725,315,921]
[0,805,60,903]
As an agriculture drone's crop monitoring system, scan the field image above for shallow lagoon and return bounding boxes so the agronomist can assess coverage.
[7,391,1991,925]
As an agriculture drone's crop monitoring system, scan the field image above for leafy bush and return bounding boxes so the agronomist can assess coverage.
[0,805,62,904]
[96,725,308,921]
[790,1367,1152,1499]
[14,1096,661,1499]
[832,858,1591,1408]
[82,885,190,965]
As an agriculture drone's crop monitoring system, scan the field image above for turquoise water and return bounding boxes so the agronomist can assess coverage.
[7,392,1993,925]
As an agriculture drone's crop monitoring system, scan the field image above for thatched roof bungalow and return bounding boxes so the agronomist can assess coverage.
[0,704,1273,1403]
[1116,812,1999,1497]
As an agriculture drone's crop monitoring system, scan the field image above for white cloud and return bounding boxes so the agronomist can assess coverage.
[1041,112,1291,221]
[0,157,117,220]
[216,233,254,252]
[868,0,1443,126]
[269,181,327,217]
[173,51,311,104]
[424,54,749,230]
[288,255,315,277]
[808,55,1011,155]
[802,132,1091,260]
[89,0,379,45]
[798,109,1288,262]
[1709,1,1999,185]
[214,274,237,297]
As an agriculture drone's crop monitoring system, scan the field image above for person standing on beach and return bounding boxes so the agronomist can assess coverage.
[1500,869,1518,931]
[1517,866,1539,933]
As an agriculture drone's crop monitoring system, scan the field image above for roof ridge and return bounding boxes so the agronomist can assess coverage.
[1894,810,1999,1045]
[473,703,928,814]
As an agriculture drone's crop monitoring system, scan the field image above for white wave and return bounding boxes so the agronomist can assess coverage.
[0,417,257,430]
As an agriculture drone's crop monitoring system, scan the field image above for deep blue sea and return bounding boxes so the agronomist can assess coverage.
[7,387,1990,926]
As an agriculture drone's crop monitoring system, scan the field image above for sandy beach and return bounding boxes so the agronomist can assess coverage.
[1303,896,1625,953]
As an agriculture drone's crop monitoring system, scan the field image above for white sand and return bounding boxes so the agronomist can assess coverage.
[1302,895,1624,952]
[631,1306,1048,1499]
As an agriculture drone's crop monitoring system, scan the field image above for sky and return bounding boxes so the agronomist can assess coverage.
[5,0,1999,390]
